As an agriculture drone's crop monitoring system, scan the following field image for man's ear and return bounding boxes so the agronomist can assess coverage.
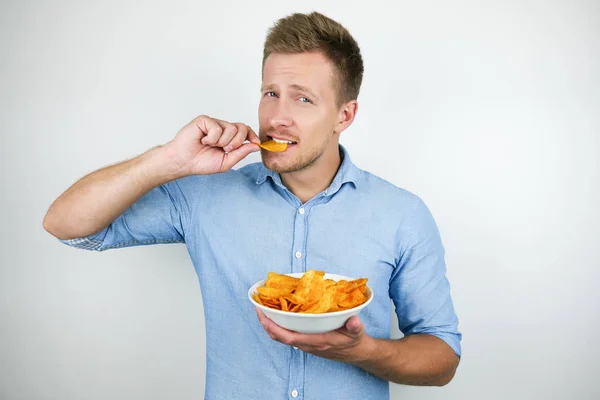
[334,100,358,134]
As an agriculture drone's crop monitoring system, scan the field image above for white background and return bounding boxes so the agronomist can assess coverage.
[1,1,599,399]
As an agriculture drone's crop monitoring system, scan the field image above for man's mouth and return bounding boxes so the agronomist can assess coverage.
[268,136,298,145]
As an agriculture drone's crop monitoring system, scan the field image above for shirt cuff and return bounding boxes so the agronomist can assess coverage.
[60,235,104,251]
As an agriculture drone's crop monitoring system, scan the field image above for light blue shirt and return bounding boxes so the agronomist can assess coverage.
[61,145,461,400]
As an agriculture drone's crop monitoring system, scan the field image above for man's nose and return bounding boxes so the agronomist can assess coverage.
[269,100,293,129]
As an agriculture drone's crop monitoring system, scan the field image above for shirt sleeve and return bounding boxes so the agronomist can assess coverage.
[59,180,188,252]
[390,197,462,358]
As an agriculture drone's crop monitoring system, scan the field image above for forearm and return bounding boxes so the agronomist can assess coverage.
[352,334,459,386]
[43,146,183,240]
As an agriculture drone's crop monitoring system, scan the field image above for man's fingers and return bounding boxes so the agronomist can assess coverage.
[193,117,260,171]
[200,119,258,152]
[255,307,268,328]
[246,125,261,145]
[216,123,239,148]
[199,118,224,146]
[221,142,260,171]
[343,316,364,335]
[257,311,298,346]
[224,123,249,152]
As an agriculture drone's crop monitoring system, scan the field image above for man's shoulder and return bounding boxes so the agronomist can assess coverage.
[357,167,424,208]
[355,168,439,240]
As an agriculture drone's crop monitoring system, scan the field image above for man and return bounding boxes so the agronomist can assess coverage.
[44,11,461,400]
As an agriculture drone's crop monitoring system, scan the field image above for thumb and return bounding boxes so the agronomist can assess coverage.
[345,316,364,335]
[221,142,260,171]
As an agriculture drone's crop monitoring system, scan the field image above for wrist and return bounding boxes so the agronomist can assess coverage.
[143,145,189,183]
[349,335,379,364]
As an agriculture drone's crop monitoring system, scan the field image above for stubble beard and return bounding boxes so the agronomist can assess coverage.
[261,132,334,174]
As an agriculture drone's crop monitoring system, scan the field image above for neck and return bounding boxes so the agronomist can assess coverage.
[280,146,341,204]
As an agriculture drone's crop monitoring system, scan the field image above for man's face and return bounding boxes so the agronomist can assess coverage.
[258,51,342,174]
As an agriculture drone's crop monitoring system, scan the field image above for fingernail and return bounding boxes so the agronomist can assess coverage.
[223,146,231,153]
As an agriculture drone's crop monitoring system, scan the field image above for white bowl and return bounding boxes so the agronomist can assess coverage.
[248,272,373,334]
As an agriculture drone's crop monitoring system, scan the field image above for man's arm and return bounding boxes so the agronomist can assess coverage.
[43,146,180,240]
[43,115,260,240]
[351,329,459,386]
[256,311,459,386]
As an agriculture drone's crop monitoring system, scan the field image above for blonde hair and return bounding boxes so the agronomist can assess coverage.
[263,12,364,106]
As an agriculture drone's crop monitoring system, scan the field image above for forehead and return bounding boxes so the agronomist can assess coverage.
[262,51,336,96]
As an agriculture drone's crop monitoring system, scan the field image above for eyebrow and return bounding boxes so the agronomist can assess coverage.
[261,84,320,100]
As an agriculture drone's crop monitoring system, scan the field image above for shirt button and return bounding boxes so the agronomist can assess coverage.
[295,251,302,259]
[291,389,298,398]
[298,207,305,215]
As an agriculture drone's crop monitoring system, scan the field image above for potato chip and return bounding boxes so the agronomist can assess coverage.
[278,296,288,311]
[253,269,369,314]
[261,299,281,310]
[265,273,299,290]
[253,292,263,306]
[289,303,302,312]
[294,270,326,301]
[257,287,293,299]
[302,285,337,314]
[259,140,288,152]
[337,288,367,309]
[324,279,336,288]
[359,285,368,296]
[344,278,368,293]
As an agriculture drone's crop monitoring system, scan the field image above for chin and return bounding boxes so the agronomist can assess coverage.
[263,157,317,174]
[263,159,291,173]
[261,145,324,174]
[261,155,295,174]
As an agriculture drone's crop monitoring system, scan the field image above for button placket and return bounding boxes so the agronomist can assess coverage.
[291,205,307,273]
[288,205,307,399]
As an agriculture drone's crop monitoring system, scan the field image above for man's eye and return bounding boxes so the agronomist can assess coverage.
[299,97,312,103]
[265,91,277,97]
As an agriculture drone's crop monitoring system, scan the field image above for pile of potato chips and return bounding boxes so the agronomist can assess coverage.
[252,269,369,314]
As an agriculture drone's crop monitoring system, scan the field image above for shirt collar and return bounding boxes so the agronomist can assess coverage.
[255,144,361,194]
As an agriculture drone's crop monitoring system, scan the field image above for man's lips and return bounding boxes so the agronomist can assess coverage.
[267,134,298,144]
